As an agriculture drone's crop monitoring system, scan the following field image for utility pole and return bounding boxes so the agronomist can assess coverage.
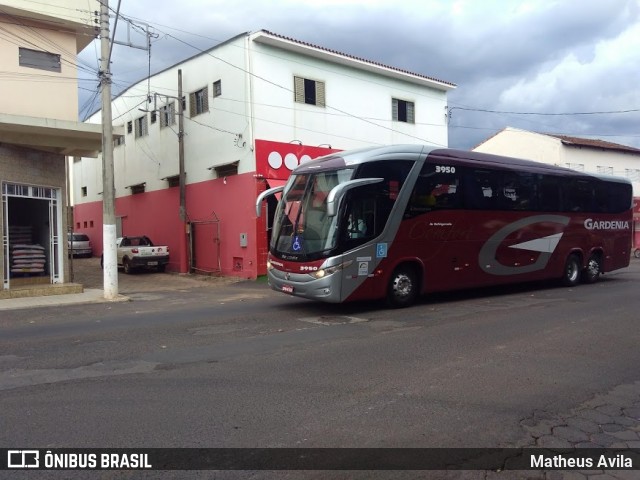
[100,0,118,299]
[178,69,188,273]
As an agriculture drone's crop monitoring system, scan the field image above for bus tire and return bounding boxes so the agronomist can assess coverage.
[582,253,601,284]
[634,248,640,259]
[562,254,581,287]
[386,265,418,308]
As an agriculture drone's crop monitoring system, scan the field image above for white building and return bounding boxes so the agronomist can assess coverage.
[473,127,640,196]
[73,30,456,278]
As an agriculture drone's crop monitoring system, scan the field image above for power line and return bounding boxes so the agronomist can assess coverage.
[449,106,640,116]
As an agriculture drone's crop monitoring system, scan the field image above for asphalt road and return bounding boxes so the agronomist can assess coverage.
[1,258,640,479]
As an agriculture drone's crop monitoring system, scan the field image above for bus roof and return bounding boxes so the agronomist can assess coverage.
[295,145,632,186]
[294,144,438,174]
[430,148,632,184]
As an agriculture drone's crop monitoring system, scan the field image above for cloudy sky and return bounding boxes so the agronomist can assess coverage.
[78,0,640,150]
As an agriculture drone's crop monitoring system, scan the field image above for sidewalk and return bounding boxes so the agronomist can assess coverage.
[1,257,245,311]
[0,288,129,311]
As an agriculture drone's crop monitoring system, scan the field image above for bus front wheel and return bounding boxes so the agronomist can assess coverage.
[562,254,581,287]
[386,265,418,308]
[582,253,601,284]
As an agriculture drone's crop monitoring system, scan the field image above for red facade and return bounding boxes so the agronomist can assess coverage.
[73,140,339,278]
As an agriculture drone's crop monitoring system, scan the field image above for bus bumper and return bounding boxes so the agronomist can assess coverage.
[267,269,342,303]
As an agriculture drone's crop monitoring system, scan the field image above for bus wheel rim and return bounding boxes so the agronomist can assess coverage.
[394,275,412,298]
[567,262,578,282]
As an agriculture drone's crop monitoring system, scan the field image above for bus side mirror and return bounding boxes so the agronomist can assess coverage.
[326,178,384,217]
[256,186,284,217]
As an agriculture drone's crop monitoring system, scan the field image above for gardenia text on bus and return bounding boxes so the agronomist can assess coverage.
[584,219,630,230]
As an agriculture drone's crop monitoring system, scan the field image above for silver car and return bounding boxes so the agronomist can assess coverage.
[68,232,92,258]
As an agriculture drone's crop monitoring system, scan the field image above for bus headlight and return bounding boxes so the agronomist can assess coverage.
[266,260,274,271]
[311,260,353,279]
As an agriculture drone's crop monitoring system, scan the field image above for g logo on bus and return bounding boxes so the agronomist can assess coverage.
[478,215,570,276]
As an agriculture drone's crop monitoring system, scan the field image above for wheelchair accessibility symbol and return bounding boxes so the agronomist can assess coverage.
[292,235,302,252]
[376,243,387,258]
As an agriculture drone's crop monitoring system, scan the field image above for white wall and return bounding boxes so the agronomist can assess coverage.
[474,127,640,196]
[249,41,449,150]
[77,36,252,204]
[74,32,452,205]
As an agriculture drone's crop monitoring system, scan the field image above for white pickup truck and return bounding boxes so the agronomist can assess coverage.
[102,236,170,274]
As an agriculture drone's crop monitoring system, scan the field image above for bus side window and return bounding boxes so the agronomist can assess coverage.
[564,179,593,212]
[405,164,462,218]
[538,176,561,212]
[501,172,536,211]
[593,181,632,213]
[465,169,500,210]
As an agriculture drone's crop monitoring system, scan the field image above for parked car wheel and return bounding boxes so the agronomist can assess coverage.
[123,258,133,274]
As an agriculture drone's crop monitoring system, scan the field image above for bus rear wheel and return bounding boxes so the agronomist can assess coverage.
[562,254,581,287]
[386,265,418,308]
[582,253,601,284]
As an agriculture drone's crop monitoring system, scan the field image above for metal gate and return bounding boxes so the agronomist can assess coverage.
[189,212,220,274]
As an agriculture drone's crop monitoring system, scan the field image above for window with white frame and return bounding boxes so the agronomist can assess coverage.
[135,115,148,138]
[294,76,325,107]
[190,86,209,117]
[160,102,176,128]
[213,80,222,97]
[392,98,415,123]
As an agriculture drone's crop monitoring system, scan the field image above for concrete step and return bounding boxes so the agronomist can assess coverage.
[0,283,84,300]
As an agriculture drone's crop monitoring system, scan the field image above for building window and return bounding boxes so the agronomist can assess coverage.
[294,76,325,107]
[213,80,222,97]
[163,175,180,188]
[160,102,176,128]
[596,166,613,175]
[150,110,157,124]
[19,47,61,72]
[127,121,133,134]
[213,162,239,178]
[81,186,87,197]
[189,86,209,117]
[565,163,585,172]
[114,136,125,147]
[392,98,415,123]
[625,169,640,181]
[127,183,146,195]
[135,115,148,138]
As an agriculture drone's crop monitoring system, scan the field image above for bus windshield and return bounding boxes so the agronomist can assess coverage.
[271,168,354,258]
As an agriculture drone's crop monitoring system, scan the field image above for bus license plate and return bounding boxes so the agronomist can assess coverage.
[148,261,158,266]
[282,285,294,293]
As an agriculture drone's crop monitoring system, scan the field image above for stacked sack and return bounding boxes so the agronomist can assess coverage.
[9,225,46,275]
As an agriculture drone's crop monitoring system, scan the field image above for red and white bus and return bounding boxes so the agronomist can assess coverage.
[256,145,633,307]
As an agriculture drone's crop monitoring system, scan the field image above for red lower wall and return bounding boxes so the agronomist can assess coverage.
[73,173,268,278]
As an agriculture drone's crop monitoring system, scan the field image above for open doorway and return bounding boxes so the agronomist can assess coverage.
[2,182,63,289]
